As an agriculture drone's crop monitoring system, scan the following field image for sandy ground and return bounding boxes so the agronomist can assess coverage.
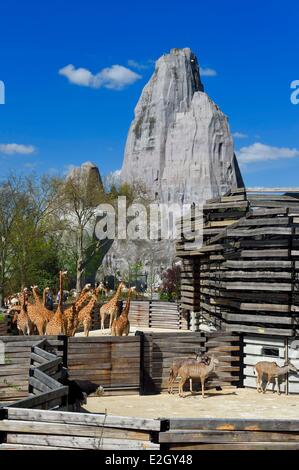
[75,326,190,336]
[84,388,299,420]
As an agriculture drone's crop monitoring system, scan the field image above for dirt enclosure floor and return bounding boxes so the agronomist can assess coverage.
[84,388,299,420]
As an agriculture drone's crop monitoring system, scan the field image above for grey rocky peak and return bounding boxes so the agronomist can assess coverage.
[121,47,243,205]
[68,161,104,191]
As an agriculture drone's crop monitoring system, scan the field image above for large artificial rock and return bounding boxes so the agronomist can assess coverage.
[104,48,244,279]
[121,47,243,204]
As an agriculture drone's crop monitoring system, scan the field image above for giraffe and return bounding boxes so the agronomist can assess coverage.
[99,282,125,332]
[27,285,54,331]
[111,287,135,336]
[7,287,49,335]
[76,286,101,337]
[45,271,68,335]
[64,283,92,336]
[16,293,34,335]
[23,288,47,336]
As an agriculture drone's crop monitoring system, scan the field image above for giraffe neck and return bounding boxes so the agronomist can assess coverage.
[110,285,123,306]
[122,290,132,317]
[42,289,47,307]
[33,288,41,304]
[75,291,89,309]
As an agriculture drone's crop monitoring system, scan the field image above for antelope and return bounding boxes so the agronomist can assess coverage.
[178,355,219,398]
[254,361,298,394]
[168,353,210,394]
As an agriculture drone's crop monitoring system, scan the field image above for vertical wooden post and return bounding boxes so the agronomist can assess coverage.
[191,311,196,332]
[285,337,289,395]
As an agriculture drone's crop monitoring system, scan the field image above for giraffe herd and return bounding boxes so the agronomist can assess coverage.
[8,271,134,338]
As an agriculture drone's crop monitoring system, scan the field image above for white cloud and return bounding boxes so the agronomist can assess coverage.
[59,64,142,90]
[58,65,93,87]
[0,143,36,155]
[200,67,217,77]
[232,132,248,139]
[128,59,154,70]
[236,142,299,164]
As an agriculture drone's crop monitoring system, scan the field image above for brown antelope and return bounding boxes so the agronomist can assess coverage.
[177,355,219,398]
[168,354,210,394]
[254,361,298,394]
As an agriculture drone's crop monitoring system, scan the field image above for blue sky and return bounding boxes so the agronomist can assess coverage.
[0,0,298,187]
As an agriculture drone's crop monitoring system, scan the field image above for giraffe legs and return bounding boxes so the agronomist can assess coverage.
[83,319,91,337]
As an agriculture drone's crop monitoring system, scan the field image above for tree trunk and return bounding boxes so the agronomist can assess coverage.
[76,258,84,292]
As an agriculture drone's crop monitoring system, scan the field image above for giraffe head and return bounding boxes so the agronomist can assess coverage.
[92,284,104,298]
[118,281,126,291]
[31,285,39,293]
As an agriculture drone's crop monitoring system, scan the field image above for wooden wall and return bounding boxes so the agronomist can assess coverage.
[177,189,299,336]
[139,331,241,394]
[67,336,141,395]
[244,335,299,394]
[124,300,189,330]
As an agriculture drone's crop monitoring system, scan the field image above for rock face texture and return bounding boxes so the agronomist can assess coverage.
[121,48,243,204]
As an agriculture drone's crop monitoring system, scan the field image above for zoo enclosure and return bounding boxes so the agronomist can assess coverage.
[0,332,242,403]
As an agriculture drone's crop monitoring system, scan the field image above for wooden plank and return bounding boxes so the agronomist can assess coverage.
[222,312,293,325]
[6,433,159,450]
[0,420,152,440]
[10,386,68,409]
[168,418,299,431]
[167,442,299,450]
[224,260,292,269]
[159,429,299,443]
[6,408,161,431]
[31,367,62,390]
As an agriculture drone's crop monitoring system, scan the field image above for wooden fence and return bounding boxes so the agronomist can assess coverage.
[10,339,68,410]
[159,417,299,450]
[138,331,241,393]
[126,300,188,330]
[0,407,161,450]
[0,335,65,404]
[0,316,12,336]
[67,336,141,395]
